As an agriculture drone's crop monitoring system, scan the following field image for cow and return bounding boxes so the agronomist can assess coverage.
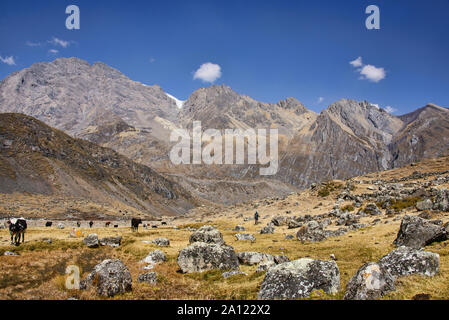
[114,224,119,228]
[45,221,53,227]
[131,218,142,232]
[89,221,94,228]
[9,218,27,245]
[105,221,111,227]
[161,222,167,225]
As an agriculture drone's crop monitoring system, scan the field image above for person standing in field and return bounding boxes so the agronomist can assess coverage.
[254,211,259,225]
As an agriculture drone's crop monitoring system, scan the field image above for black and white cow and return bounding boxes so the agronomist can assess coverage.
[9,218,27,245]
[131,218,142,232]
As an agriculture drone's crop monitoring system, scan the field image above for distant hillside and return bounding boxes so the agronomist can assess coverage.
[0,113,197,217]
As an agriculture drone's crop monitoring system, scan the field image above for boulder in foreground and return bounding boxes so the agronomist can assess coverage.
[177,242,239,273]
[80,259,132,297]
[258,258,340,299]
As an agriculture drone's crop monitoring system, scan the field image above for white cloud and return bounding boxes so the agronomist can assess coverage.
[48,49,59,55]
[317,97,324,104]
[0,56,16,65]
[49,37,70,48]
[193,62,222,83]
[371,104,380,109]
[359,64,386,83]
[349,56,363,67]
[26,41,42,47]
[349,57,386,83]
[384,106,397,114]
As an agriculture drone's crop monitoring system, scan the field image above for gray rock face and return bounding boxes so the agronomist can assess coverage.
[57,223,65,229]
[416,199,433,211]
[177,242,239,273]
[258,259,340,299]
[363,203,382,216]
[433,189,449,211]
[141,250,167,265]
[237,252,275,266]
[83,234,99,248]
[189,226,224,245]
[222,270,247,278]
[153,238,170,246]
[260,224,275,234]
[344,262,395,300]
[379,246,440,278]
[257,260,277,272]
[80,259,132,297]
[271,216,288,226]
[4,251,20,256]
[235,233,256,241]
[99,236,122,247]
[137,272,157,285]
[393,215,448,249]
[296,221,327,242]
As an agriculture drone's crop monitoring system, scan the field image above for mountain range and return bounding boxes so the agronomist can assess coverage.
[1,57,448,209]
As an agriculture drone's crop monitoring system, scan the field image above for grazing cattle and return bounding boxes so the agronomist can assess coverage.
[9,218,27,245]
[131,218,142,232]
[76,221,81,228]
[89,221,94,228]
[114,224,119,228]
[161,222,167,225]
[105,222,111,227]
[151,225,158,229]
[45,221,53,227]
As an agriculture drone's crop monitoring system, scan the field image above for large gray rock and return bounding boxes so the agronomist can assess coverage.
[189,225,224,245]
[153,238,170,246]
[237,252,275,266]
[235,233,256,241]
[141,249,167,265]
[344,262,395,300]
[271,216,288,226]
[260,224,275,234]
[137,272,157,284]
[363,203,382,216]
[296,221,327,242]
[416,199,433,211]
[433,189,449,211]
[393,215,448,249]
[177,242,239,273]
[258,259,340,299]
[379,246,440,278]
[83,234,99,248]
[80,259,132,297]
[233,225,245,232]
[99,236,122,247]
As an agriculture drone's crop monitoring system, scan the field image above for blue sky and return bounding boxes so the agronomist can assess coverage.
[0,0,448,114]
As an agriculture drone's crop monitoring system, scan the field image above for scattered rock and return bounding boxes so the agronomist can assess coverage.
[433,189,449,211]
[83,234,99,248]
[393,215,448,249]
[412,293,431,300]
[57,223,65,229]
[271,216,288,226]
[344,262,395,300]
[99,236,122,247]
[416,199,433,211]
[137,272,157,285]
[189,225,224,245]
[237,252,274,266]
[4,251,20,256]
[141,250,167,265]
[80,259,132,297]
[177,242,239,273]
[235,233,256,241]
[363,203,382,216]
[233,225,245,232]
[379,246,440,278]
[256,260,276,272]
[153,238,170,247]
[260,223,275,234]
[222,270,247,278]
[296,221,327,242]
[258,259,340,299]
